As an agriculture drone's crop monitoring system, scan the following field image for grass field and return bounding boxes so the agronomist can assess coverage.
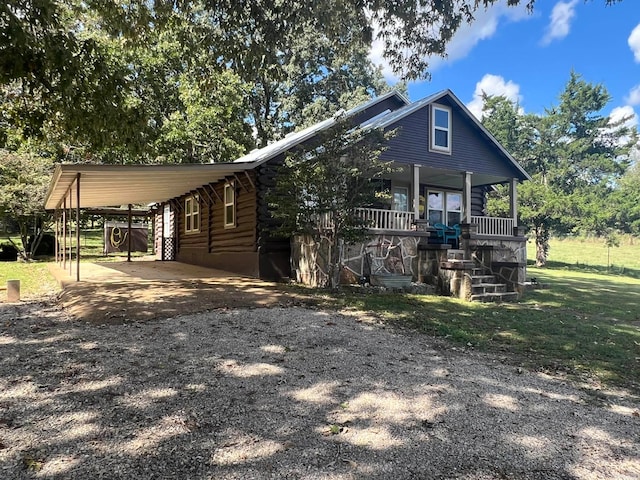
[529,235,640,277]
[312,264,640,392]
[1,234,639,391]
[0,261,58,299]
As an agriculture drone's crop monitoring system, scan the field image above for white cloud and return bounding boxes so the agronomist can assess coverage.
[368,1,531,82]
[541,0,578,46]
[626,85,640,106]
[606,106,639,150]
[609,105,638,130]
[466,74,522,120]
[428,3,530,71]
[628,23,640,62]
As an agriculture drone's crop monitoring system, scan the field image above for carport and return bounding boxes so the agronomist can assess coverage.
[44,163,254,281]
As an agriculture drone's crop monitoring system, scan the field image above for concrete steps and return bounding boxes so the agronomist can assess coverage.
[470,291,519,302]
[445,249,520,303]
[469,268,518,303]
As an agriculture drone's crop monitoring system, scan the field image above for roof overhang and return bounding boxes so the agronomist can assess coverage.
[44,163,253,210]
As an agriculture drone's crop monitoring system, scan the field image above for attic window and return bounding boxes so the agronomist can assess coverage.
[430,104,451,153]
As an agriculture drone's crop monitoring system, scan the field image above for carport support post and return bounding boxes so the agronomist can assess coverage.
[76,173,81,281]
[54,210,58,263]
[68,187,72,276]
[127,204,132,262]
[151,211,155,256]
[62,198,66,270]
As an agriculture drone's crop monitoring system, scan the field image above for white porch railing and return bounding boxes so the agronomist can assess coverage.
[355,208,415,230]
[341,208,515,236]
[471,216,514,236]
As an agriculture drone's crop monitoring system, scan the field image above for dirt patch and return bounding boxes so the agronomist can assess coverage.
[50,260,314,324]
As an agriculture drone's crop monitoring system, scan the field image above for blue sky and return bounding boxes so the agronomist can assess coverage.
[372,0,640,129]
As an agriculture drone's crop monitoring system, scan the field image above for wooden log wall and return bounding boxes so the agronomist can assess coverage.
[172,171,258,255]
[255,158,291,254]
[210,173,257,253]
[471,186,489,217]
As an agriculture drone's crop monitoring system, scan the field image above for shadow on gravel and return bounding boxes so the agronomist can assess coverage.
[0,301,638,479]
[52,261,316,324]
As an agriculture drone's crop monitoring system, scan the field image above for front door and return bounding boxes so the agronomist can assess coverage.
[392,186,408,211]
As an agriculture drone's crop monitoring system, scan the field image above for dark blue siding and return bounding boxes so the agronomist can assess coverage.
[380,96,523,179]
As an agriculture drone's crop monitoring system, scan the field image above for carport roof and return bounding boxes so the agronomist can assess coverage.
[44,163,253,210]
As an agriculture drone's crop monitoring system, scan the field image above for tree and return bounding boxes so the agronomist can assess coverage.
[268,120,394,287]
[0,148,53,259]
[2,1,625,157]
[611,159,640,236]
[247,23,392,146]
[483,73,636,266]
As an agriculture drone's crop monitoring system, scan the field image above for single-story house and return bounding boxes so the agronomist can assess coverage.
[44,89,531,301]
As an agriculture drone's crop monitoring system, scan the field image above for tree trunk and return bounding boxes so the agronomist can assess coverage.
[535,225,549,267]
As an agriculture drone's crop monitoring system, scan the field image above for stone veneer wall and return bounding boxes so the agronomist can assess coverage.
[292,227,528,294]
[292,233,429,287]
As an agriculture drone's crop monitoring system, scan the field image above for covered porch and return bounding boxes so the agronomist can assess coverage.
[293,162,528,299]
[358,163,521,238]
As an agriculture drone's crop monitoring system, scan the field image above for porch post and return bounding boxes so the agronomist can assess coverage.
[412,164,420,219]
[509,178,518,227]
[463,171,472,224]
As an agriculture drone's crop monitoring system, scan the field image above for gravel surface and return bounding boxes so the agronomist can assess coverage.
[1,297,639,479]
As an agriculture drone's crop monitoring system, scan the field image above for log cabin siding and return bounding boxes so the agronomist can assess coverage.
[471,186,488,217]
[174,172,261,277]
[176,193,209,249]
[154,210,163,259]
[209,176,257,252]
[255,157,293,280]
[380,96,521,179]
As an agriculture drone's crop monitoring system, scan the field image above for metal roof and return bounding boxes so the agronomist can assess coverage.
[233,90,409,165]
[44,163,253,210]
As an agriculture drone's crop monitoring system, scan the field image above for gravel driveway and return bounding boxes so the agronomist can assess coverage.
[0,297,639,479]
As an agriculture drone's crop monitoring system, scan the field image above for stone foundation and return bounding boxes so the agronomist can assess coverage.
[292,233,429,287]
[292,227,528,297]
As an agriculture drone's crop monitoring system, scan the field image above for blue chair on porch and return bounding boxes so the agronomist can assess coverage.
[433,223,461,248]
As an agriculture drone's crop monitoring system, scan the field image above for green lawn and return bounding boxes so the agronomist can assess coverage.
[529,235,640,277]
[0,261,58,299]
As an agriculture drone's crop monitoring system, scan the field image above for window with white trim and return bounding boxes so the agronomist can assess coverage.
[185,195,200,233]
[430,104,451,153]
[224,182,236,228]
[392,186,409,211]
[426,190,461,226]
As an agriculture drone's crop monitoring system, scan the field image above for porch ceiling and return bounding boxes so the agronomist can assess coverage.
[388,165,512,189]
[44,163,253,210]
